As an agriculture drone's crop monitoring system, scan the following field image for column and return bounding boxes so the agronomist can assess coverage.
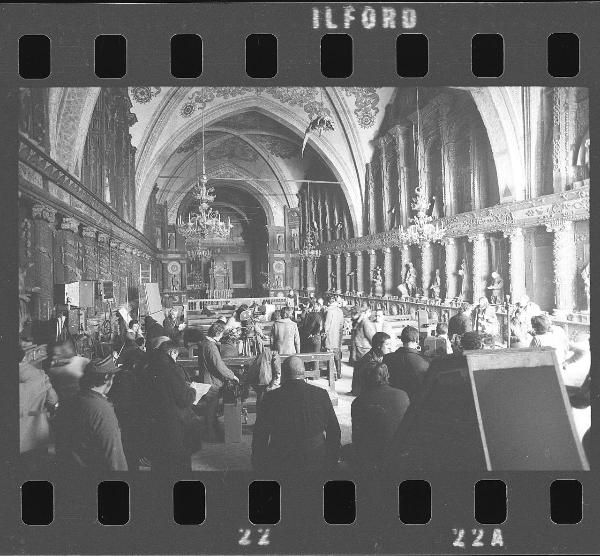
[355,251,364,295]
[335,253,342,292]
[81,226,98,281]
[379,138,391,230]
[547,220,576,317]
[31,204,57,320]
[503,227,525,303]
[59,216,80,283]
[468,233,488,302]
[365,164,377,235]
[326,255,333,290]
[97,233,109,280]
[421,241,433,295]
[390,125,411,227]
[443,237,458,301]
[344,252,352,292]
[368,249,377,295]
[383,247,393,295]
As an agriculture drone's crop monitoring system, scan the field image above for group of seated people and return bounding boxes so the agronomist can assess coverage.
[19,291,590,474]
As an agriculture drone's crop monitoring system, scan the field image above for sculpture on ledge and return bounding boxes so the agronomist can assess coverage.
[581,263,590,311]
[403,262,418,297]
[486,271,504,304]
[371,265,383,297]
[458,258,470,301]
[429,268,441,300]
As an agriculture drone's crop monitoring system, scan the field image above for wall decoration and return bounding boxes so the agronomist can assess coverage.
[250,135,298,158]
[178,87,380,129]
[130,87,161,104]
[167,261,181,275]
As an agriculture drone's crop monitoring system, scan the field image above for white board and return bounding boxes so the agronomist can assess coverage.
[139,282,164,321]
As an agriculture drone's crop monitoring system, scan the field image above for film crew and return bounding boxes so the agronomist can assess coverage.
[349,331,393,397]
[251,356,341,472]
[19,345,58,472]
[323,296,345,379]
[271,306,301,354]
[423,322,454,358]
[383,325,430,403]
[351,363,410,470]
[198,321,240,441]
[44,339,90,403]
[54,356,127,472]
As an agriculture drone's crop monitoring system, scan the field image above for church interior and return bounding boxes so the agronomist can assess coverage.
[18,86,590,472]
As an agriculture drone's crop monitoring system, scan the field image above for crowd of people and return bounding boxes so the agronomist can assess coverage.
[19,291,590,473]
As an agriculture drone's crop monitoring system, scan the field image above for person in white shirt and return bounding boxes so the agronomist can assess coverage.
[530,314,569,367]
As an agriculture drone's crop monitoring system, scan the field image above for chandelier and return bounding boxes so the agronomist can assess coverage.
[176,105,233,243]
[399,87,445,245]
[299,228,321,259]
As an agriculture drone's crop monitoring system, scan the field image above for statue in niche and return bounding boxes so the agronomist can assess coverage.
[291,230,299,251]
[429,269,441,300]
[403,262,418,297]
[371,266,383,297]
[171,273,180,291]
[458,259,470,301]
[168,232,175,250]
[330,270,337,291]
[581,263,590,311]
[276,234,284,251]
[389,202,403,228]
[486,271,504,304]
[346,268,357,292]
[155,226,162,250]
[397,282,409,298]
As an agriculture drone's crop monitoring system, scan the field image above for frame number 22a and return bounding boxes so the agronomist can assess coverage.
[452,528,504,548]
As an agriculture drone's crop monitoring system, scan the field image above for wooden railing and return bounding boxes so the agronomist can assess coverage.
[187,296,288,312]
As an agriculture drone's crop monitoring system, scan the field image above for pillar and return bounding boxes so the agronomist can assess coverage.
[345,252,352,292]
[355,251,364,294]
[335,254,343,292]
[503,227,525,303]
[469,233,488,302]
[443,237,458,301]
[383,247,393,295]
[547,220,576,317]
[81,226,98,281]
[31,204,56,320]
[58,216,80,283]
[368,249,377,295]
[421,241,433,295]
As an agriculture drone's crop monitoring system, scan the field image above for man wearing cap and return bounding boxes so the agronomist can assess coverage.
[252,356,341,471]
[54,356,127,472]
[323,297,345,379]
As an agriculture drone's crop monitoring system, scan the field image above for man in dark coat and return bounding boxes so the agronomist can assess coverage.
[383,325,430,402]
[198,321,240,440]
[350,331,392,396]
[448,303,473,339]
[141,340,200,473]
[55,356,127,472]
[351,363,410,469]
[300,302,324,371]
[163,307,185,345]
[252,356,341,471]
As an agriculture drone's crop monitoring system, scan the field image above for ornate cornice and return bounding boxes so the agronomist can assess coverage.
[81,226,97,239]
[19,134,154,254]
[31,203,56,223]
[59,216,79,233]
[319,187,589,255]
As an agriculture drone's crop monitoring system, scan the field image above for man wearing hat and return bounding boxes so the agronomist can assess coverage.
[54,356,127,472]
[251,356,341,471]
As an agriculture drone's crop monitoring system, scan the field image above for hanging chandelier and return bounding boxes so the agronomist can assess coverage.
[399,87,445,245]
[176,104,233,243]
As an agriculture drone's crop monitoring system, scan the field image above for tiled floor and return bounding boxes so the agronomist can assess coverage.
[191,359,356,472]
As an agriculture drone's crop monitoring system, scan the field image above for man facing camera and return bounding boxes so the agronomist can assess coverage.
[252,356,341,472]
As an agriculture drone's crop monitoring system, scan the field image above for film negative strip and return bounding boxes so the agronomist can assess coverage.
[2,2,598,554]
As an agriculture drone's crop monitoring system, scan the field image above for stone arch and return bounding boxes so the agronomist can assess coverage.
[135,93,363,235]
[165,162,279,227]
[465,87,526,202]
